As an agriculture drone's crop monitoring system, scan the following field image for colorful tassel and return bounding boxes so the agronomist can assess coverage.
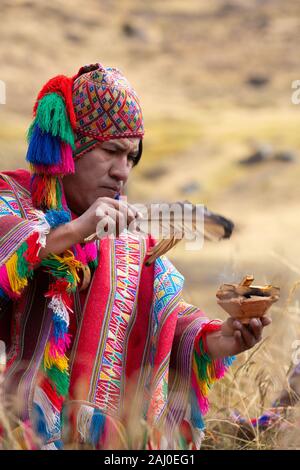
[33,75,76,129]
[0,286,8,301]
[45,209,71,228]
[191,321,235,424]
[31,174,57,209]
[34,93,75,147]
[90,409,106,448]
[44,343,68,372]
[49,335,71,358]
[26,124,62,166]
[39,377,64,411]
[41,252,82,288]
[60,143,75,174]
[85,242,99,270]
[29,144,75,176]
[0,231,42,300]
[32,403,52,442]
[0,264,19,300]
[42,364,70,397]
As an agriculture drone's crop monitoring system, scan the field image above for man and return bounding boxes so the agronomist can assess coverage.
[0,63,271,450]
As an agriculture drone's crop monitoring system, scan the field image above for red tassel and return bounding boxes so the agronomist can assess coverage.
[32,144,75,176]
[33,75,76,129]
[194,321,222,354]
[39,376,64,411]
[179,420,194,445]
[24,232,41,266]
[31,175,48,208]
[45,279,72,309]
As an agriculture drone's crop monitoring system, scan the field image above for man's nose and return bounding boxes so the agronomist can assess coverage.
[109,154,131,182]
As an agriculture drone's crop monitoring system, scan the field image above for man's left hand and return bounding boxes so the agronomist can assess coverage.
[206,316,272,359]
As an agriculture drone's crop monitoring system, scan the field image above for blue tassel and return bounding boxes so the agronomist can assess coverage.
[190,388,205,431]
[32,403,52,443]
[0,286,8,300]
[52,314,68,341]
[90,409,105,447]
[224,356,236,368]
[54,440,64,449]
[26,123,62,166]
[45,209,71,228]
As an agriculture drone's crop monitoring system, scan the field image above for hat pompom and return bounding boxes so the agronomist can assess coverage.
[27,82,76,175]
[34,93,75,148]
[33,75,76,129]
[26,124,62,166]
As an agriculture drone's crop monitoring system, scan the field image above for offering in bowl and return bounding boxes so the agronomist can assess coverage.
[216,275,280,324]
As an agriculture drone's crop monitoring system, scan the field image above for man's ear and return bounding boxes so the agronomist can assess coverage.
[135,140,143,166]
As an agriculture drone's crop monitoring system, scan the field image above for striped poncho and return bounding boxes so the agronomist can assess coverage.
[0,169,233,450]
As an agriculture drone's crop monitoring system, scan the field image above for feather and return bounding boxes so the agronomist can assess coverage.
[84,201,234,265]
[143,202,234,265]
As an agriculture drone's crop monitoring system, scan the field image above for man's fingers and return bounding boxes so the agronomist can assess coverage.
[234,330,245,349]
[95,201,138,234]
[96,214,116,238]
[248,318,263,341]
[101,197,142,221]
[239,324,257,348]
[261,316,272,327]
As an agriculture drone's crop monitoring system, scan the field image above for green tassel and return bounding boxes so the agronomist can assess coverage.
[55,179,64,210]
[35,93,75,148]
[43,365,70,397]
[88,258,99,271]
[27,119,36,143]
[178,433,187,450]
[16,242,30,279]
[41,257,77,286]
[194,339,212,382]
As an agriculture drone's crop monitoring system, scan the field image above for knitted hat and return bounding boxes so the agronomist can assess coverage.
[26,62,144,177]
[73,63,144,159]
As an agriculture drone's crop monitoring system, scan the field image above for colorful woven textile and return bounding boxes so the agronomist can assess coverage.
[0,171,233,449]
[73,63,144,158]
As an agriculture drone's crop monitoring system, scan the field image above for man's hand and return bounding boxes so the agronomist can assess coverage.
[206,316,272,360]
[71,197,141,243]
[39,197,141,260]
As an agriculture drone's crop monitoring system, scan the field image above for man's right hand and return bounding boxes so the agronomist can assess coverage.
[71,197,142,243]
[39,197,142,259]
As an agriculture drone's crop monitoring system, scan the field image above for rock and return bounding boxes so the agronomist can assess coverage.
[142,166,168,180]
[246,75,270,88]
[216,1,246,17]
[273,151,296,163]
[65,32,82,44]
[179,181,201,195]
[121,22,147,41]
[239,143,273,165]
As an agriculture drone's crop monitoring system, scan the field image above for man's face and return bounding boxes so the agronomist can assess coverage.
[63,137,140,214]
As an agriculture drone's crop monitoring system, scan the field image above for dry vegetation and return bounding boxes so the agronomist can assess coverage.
[1,0,300,449]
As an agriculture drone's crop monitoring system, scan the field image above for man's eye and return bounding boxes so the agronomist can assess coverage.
[105,149,116,154]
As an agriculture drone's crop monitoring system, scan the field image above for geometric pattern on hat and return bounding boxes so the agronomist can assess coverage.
[72,63,144,158]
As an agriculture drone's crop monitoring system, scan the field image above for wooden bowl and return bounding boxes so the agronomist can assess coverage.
[216,276,280,324]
